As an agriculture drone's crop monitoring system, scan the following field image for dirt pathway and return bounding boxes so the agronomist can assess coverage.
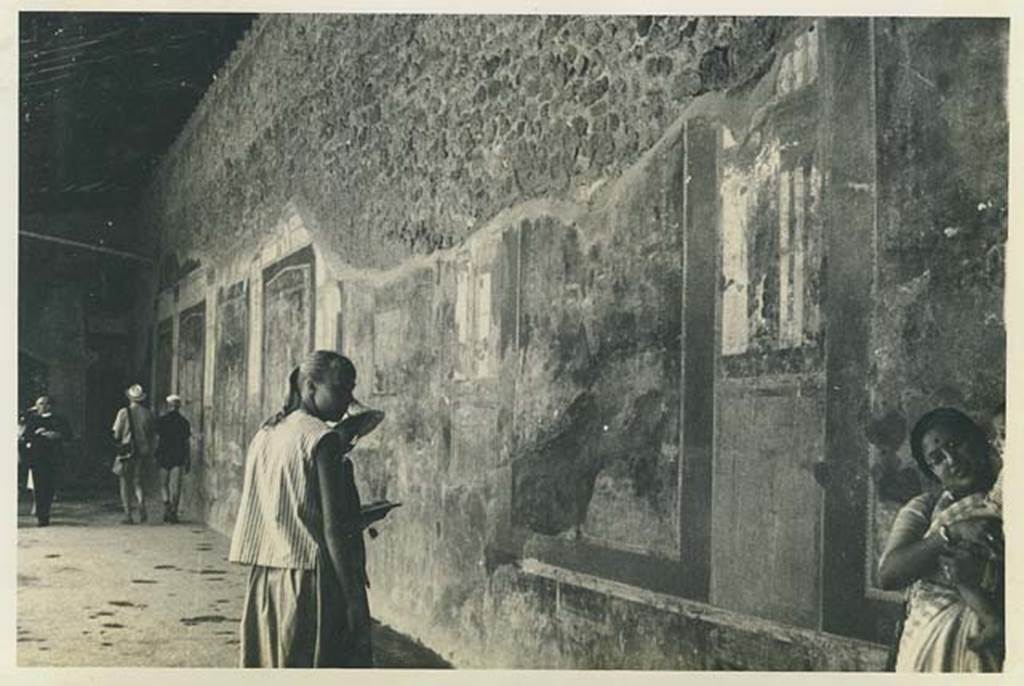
[17,497,449,668]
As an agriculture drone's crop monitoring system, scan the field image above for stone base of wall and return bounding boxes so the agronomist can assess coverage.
[373,558,888,671]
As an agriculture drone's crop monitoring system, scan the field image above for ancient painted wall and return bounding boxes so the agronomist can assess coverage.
[863,17,1008,609]
[260,246,315,422]
[140,15,1004,669]
[151,211,323,534]
[153,318,174,407]
[709,24,826,630]
[210,281,249,528]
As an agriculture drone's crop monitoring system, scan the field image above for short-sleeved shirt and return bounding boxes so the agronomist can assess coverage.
[229,410,333,570]
[156,411,191,468]
[112,404,157,457]
[879,491,951,571]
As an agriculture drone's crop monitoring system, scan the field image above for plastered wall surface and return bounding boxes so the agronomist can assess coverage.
[864,19,1007,597]
[140,15,1005,670]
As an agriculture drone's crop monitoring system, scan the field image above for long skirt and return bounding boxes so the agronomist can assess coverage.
[895,583,1000,672]
[239,562,371,668]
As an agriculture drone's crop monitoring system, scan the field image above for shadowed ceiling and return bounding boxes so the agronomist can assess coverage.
[19,11,257,318]
[20,11,257,216]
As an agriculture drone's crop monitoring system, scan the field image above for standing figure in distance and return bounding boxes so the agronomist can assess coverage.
[155,394,191,523]
[112,384,157,524]
[229,351,373,668]
[19,396,71,527]
[18,405,36,502]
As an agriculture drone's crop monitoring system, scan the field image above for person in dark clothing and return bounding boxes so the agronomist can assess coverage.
[18,396,71,527]
[155,394,191,523]
[17,408,33,498]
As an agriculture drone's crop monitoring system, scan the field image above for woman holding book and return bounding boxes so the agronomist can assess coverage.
[229,351,376,668]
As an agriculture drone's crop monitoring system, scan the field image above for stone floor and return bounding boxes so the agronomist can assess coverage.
[17,495,450,669]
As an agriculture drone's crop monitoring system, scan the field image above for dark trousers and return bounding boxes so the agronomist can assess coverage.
[29,458,57,525]
[18,460,29,493]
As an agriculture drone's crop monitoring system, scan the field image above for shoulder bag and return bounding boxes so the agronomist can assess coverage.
[111,407,138,476]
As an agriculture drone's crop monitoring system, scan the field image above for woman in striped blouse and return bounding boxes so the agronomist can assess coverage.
[229,350,372,667]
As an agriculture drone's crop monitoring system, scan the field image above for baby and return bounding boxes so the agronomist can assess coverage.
[987,403,1005,508]
[956,404,1004,655]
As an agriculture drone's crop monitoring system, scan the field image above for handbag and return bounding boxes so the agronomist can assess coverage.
[112,406,138,476]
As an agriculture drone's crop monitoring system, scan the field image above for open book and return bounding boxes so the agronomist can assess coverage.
[361,500,402,525]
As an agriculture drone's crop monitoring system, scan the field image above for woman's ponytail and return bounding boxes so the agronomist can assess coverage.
[262,366,302,428]
[260,351,356,428]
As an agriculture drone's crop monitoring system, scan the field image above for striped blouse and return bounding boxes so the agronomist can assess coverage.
[229,409,332,570]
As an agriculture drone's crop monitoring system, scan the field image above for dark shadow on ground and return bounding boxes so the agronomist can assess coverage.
[373,621,452,668]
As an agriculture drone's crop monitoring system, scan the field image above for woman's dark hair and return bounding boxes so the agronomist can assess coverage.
[262,351,356,428]
[909,407,989,482]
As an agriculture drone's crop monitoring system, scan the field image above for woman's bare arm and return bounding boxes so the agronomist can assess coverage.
[878,516,1000,591]
[878,531,947,590]
[315,433,369,634]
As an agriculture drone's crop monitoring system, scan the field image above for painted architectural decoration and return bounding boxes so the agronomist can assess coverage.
[260,248,314,421]
[153,317,173,411]
[212,280,249,521]
[719,25,824,373]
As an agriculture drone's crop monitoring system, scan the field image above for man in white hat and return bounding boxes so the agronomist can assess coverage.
[155,394,191,523]
[112,384,157,524]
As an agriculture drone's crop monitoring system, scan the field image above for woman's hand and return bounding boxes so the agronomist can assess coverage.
[941,548,988,586]
[948,517,1002,558]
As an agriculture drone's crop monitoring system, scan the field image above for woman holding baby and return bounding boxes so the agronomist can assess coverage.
[879,406,1004,672]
